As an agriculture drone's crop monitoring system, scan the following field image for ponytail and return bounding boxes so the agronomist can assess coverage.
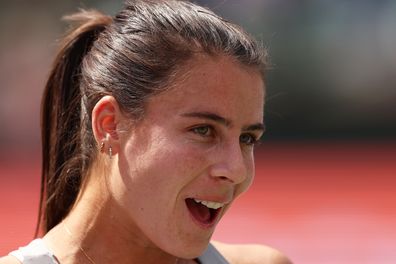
[37,10,112,235]
[36,0,266,236]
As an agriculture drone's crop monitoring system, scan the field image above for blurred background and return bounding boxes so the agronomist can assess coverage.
[0,0,395,263]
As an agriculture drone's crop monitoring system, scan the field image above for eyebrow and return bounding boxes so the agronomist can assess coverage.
[180,111,265,133]
[243,123,266,133]
[181,112,231,127]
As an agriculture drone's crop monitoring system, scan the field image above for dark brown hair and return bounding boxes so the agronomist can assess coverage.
[38,0,266,234]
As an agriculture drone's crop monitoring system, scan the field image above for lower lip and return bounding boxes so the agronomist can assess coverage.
[185,199,222,229]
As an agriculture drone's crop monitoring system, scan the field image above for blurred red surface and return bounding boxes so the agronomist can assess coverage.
[1,141,395,263]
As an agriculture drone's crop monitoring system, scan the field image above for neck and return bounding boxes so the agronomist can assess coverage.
[43,166,187,264]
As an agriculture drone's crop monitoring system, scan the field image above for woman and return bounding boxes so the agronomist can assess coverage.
[1,0,291,263]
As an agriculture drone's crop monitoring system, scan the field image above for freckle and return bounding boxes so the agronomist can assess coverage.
[140,207,144,211]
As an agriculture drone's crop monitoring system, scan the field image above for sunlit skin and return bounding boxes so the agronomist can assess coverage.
[113,55,265,258]
[37,55,265,264]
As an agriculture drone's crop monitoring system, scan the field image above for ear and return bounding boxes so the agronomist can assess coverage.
[92,95,122,158]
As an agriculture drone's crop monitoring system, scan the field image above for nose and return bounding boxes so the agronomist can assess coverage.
[208,141,252,185]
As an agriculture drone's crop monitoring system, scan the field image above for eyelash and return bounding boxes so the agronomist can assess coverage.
[190,125,259,146]
[191,125,214,137]
[239,133,259,146]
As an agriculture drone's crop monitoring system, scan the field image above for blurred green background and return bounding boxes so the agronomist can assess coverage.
[0,0,395,151]
[1,1,395,264]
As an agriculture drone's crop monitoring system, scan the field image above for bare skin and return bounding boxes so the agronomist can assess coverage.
[0,56,291,264]
[1,242,292,264]
[0,242,292,264]
[212,241,292,264]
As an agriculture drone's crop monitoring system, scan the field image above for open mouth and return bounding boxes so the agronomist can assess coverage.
[185,198,224,227]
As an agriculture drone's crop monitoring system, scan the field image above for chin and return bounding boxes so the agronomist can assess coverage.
[175,245,209,260]
[160,236,212,260]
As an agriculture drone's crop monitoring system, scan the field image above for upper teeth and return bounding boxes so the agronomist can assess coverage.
[194,199,224,210]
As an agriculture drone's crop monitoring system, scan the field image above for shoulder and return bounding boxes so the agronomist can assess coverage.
[0,256,20,264]
[211,241,292,264]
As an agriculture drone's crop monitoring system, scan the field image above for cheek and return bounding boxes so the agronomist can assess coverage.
[235,154,256,197]
[248,152,256,182]
[156,142,209,185]
[121,136,208,195]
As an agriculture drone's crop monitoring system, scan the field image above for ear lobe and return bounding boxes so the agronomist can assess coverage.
[92,96,121,154]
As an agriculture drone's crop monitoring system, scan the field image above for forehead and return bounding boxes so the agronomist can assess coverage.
[147,55,265,122]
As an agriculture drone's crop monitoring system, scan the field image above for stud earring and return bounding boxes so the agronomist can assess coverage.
[100,142,105,153]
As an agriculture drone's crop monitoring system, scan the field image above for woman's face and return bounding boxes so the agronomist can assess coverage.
[114,55,264,258]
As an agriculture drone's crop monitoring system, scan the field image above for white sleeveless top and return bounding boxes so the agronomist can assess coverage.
[9,239,229,264]
[9,239,58,264]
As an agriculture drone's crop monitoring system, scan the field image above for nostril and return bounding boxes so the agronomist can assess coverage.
[218,175,231,182]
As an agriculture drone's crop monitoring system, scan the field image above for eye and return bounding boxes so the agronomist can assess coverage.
[191,125,213,137]
[239,133,258,146]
